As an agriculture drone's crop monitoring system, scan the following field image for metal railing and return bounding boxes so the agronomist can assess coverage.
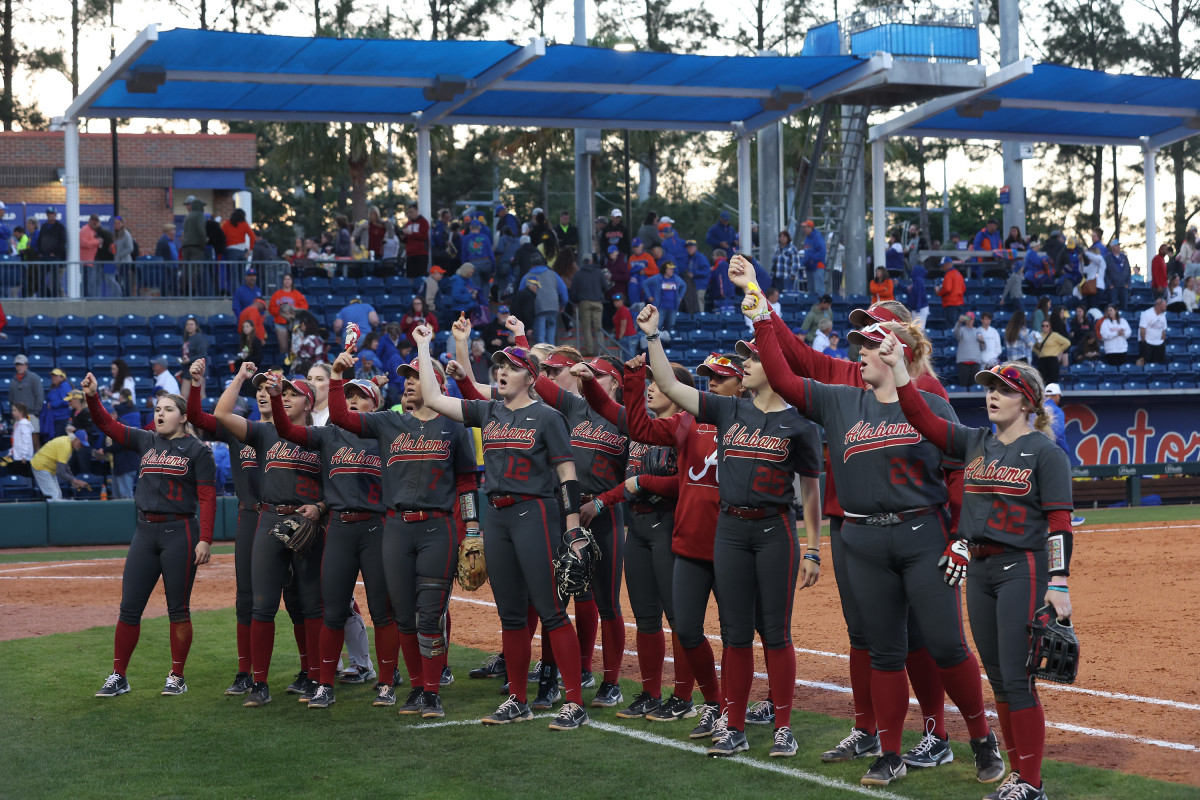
[0,259,293,300]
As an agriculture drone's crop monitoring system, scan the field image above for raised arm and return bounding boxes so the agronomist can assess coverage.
[186,358,219,435]
[751,308,816,413]
[414,324,465,422]
[214,361,255,443]
[880,332,962,457]
[266,376,314,449]
[447,360,489,401]
[194,446,217,560]
[622,360,677,446]
[639,305,700,417]
[450,313,492,399]
[578,367,627,432]
[80,372,132,448]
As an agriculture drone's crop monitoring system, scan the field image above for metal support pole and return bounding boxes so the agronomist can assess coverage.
[416,126,432,220]
[573,0,593,259]
[1143,138,1157,272]
[999,0,1025,235]
[64,117,81,298]
[757,120,783,268]
[737,134,752,259]
[623,130,631,228]
[872,138,887,282]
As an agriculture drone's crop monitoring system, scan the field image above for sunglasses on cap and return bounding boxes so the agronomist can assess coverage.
[493,346,538,375]
[977,364,1039,406]
[696,352,744,378]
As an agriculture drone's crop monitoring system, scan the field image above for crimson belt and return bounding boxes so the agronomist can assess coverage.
[488,493,540,508]
[968,542,1014,559]
[388,509,452,523]
[260,504,301,515]
[139,512,191,524]
[721,504,790,521]
[336,511,381,523]
[631,500,674,515]
[847,505,939,527]
[238,502,260,512]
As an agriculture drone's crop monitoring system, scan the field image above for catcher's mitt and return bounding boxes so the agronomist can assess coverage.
[553,526,601,600]
[456,533,488,592]
[638,444,678,478]
[1027,604,1079,684]
[270,515,320,555]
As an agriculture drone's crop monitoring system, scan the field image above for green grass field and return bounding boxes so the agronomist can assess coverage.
[1,611,1193,800]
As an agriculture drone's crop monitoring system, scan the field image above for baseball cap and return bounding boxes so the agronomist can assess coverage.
[66,390,84,401]
[539,351,576,371]
[847,322,911,363]
[632,237,642,247]
[801,219,815,228]
[70,430,89,447]
[45,207,57,214]
[492,346,539,375]
[398,357,445,385]
[611,293,624,301]
[607,245,619,254]
[184,195,197,205]
[430,265,446,274]
[281,377,315,408]
[848,304,904,329]
[611,208,623,218]
[976,364,1040,406]
[660,216,674,224]
[50,367,67,378]
[734,339,759,359]
[497,305,510,314]
[1044,382,1063,396]
[150,355,170,367]
[719,210,730,221]
[244,265,257,275]
[685,239,697,246]
[14,354,28,364]
[661,226,676,236]
[696,352,744,379]
[495,204,506,213]
[345,378,383,408]
[582,357,620,381]
[532,207,544,216]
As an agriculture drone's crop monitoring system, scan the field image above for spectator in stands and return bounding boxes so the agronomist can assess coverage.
[555,210,579,251]
[291,313,328,370]
[908,258,929,325]
[1077,330,1100,362]
[10,402,34,474]
[333,297,380,336]
[954,312,984,387]
[771,230,801,291]
[431,208,453,270]
[444,264,480,325]
[1004,309,1038,364]
[1033,315,1071,383]
[977,311,1003,368]
[1138,296,1169,365]
[680,239,711,313]
[460,219,495,285]
[512,234,542,283]
[521,261,569,345]
[1024,239,1055,289]
[221,207,255,261]
[150,355,181,396]
[611,293,637,361]
[181,317,209,376]
[936,258,965,325]
[1179,227,1199,266]
[251,231,275,264]
[798,219,826,296]
[424,265,445,316]
[1090,227,1107,256]
[1147,244,1170,294]
[37,207,67,262]
[1002,260,1026,313]
[554,246,579,293]
[1004,225,1025,250]
[660,225,688,269]
[527,208,552,253]
[233,320,263,394]
[45,368,74,437]
[232,265,261,319]
[155,223,178,261]
[570,256,607,357]
[399,297,439,348]
[332,214,353,258]
[355,206,385,258]
[1131,264,1146,285]
[65,389,97,475]
[636,212,661,250]
[1068,304,1091,349]
[1099,304,1132,366]
[1082,244,1106,307]
[112,216,134,265]
[602,209,630,256]
[800,294,833,344]
[603,245,630,301]
[1056,235,1082,296]
[823,331,848,360]
[477,305,513,355]
[238,296,269,343]
[1042,383,1069,454]
[972,218,1001,253]
[646,262,683,332]
[205,214,226,263]
[494,226,520,292]
[1165,274,1188,312]
[628,238,657,277]
[905,223,928,270]
[10,354,44,448]
[107,388,141,498]
[869,265,894,304]
[267,273,307,357]
[31,429,90,501]
[706,210,739,256]
[1183,276,1199,312]
[380,221,401,265]
[509,275,537,334]
[1105,239,1132,310]
[812,318,833,354]
[401,202,430,289]
[181,197,207,268]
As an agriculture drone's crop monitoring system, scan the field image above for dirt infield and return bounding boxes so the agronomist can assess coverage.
[1,522,1197,786]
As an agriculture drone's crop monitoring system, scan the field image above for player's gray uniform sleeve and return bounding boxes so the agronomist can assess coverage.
[1035,439,1074,514]
[543,408,575,466]
[793,420,823,478]
[460,400,487,429]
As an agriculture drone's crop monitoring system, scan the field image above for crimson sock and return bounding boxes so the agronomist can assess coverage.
[425,650,448,694]
[169,621,193,677]
[724,646,754,730]
[250,620,275,684]
[574,598,599,674]
[720,645,729,710]
[304,618,323,681]
[351,598,362,616]
[318,625,346,685]
[849,647,876,734]
[1009,704,1046,787]
[671,633,695,699]
[376,623,399,686]
[764,646,796,729]
[502,628,533,704]
[398,631,423,687]
[938,654,991,739]
[600,617,626,684]
[113,620,140,675]
[871,668,911,754]
[637,630,666,696]
[292,624,308,672]
[995,700,1018,767]
[236,622,252,675]
[541,630,553,668]
[683,641,720,704]
[906,646,947,739]
[547,624,584,705]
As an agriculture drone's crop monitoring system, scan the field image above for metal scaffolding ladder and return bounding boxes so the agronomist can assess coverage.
[797,103,870,267]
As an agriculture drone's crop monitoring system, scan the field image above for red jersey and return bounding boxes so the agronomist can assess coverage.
[612,306,634,339]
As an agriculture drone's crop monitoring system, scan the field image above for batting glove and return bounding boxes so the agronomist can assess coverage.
[937,539,970,586]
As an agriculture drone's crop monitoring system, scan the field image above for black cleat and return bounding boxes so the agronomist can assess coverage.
[548,701,589,730]
[285,671,309,695]
[243,682,272,707]
[421,692,445,719]
[224,672,253,696]
[707,727,749,757]
[161,672,188,696]
[469,653,506,679]
[482,695,534,725]
[372,683,396,707]
[821,727,883,762]
[96,672,130,698]
[527,659,542,683]
[985,772,1021,800]
[861,752,907,786]
[531,664,561,710]
[769,726,798,758]
[971,731,1006,783]
[590,681,623,708]
[562,669,596,690]
[337,664,376,685]
[398,687,425,715]
[745,698,775,725]
[297,679,319,704]
[439,666,454,687]
[307,684,335,708]
[902,730,954,768]
[616,691,662,719]
[687,702,721,738]
[998,780,1046,800]
[647,694,697,722]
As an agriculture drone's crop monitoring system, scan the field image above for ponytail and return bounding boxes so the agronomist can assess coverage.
[1032,404,1053,438]
[880,320,935,381]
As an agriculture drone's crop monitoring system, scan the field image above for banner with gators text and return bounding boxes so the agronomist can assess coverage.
[948,392,1200,467]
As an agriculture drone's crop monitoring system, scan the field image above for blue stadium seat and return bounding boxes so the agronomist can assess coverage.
[1173,378,1198,389]
[1143,362,1168,374]
[57,314,87,335]
[88,354,118,372]
[1123,379,1148,391]
[70,473,105,501]
[56,353,85,373]
[87,314,119,335]
[1167,342,1188,358]
[4,314,23,334]
[201,396,218,414]
[55,334,88,357]
[121,333,153,356]
[0,333,21,354]
[300,275,330,292]
[1093,362,1118,375]
[23,333,54,356]
[942,344,957,360]
[123,353,149,372]
[0,354,13,371]
[27,314,56,335]
[148,314,176,333]
[153,332,177,351]
[208,313,237,332]
[1119,362,1141,375]
[1189,343,1200,356]
[1098,380,1121,392]
[1168,361,1196,380]
[1074,381,1097,392]
[0,474,36,503]
[1149,379,1173,391]
[1069,362,1095,375]
[133,376,155,396]
[26,353,50,371]
[359,276,385,291]
[847,293,870,307]
[118,314,148,334]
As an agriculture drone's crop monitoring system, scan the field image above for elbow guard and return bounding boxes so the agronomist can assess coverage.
[459,489,480,525]
[1047,530,1073,577]
[559,479,582,517]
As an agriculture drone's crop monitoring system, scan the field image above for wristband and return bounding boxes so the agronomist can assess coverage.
[803,552,821,565]
[806,546,820,551]
[459,489,480,524]
[593,498,605,515]
[644,331,661,342]
[559,479,582,517]
[1046,585,1069,593]
[1047,530,1073,576]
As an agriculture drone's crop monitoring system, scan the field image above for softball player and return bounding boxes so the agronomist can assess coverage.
[326,349,477,718]
[639,305,823,758]
[84,374,216,698]
[576,355,696,720]
[750,304,1003,786]
[726,260,952,767]
[883,343,1074,800]
[264,369,397,710]
[185,358,265,696]
[413,324,591,731]
[215,362,326,708]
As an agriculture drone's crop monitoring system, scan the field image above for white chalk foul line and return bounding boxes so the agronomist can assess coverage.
[450,595,1200,746]
[0,562,92,573]
[0,575,118,579]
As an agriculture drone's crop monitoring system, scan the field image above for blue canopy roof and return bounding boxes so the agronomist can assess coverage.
[67,27,898,134]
